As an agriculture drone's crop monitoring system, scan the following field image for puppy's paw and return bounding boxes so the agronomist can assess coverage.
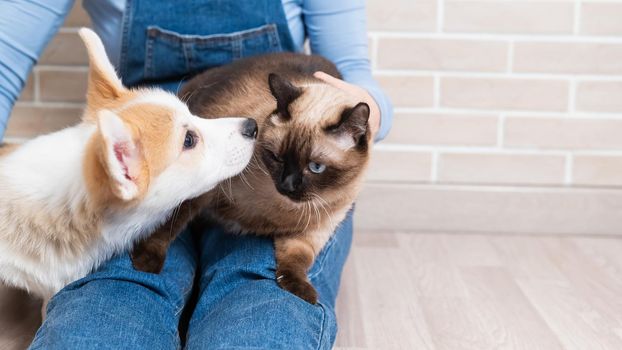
[130,248,165,274]
[276,270,318,304]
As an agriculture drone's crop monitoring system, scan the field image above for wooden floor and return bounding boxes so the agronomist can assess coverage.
[3,232,622,350]
[335,232,622,350]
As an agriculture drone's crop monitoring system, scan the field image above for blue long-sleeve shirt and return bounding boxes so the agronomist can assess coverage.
[0,0,392,141]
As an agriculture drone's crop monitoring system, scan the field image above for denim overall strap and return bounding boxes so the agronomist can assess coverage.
[118,0,296,90]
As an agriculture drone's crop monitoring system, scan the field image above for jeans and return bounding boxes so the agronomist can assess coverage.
[29,211,353,349]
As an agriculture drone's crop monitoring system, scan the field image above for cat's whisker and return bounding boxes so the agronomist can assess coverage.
[227,177,235,204]
[169,202,183,238]
[311,193,333,229]
[296,202,305,228]
[252,155,269,176]
[239,170,253,190]
[313,194,331,228]
[218,182,233,203]
[181,87,198,104]
[174,75,190,97]
[246,153,267,176]
[182,81,218,104]
[312,201,321,229]
[303,202,313,232]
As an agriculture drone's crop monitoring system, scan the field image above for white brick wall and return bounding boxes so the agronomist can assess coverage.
[368,0,622,191]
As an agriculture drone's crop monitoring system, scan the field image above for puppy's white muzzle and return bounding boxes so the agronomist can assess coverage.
[196,117,257,182]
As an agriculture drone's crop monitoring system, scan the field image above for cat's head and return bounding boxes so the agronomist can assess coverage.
[259,73,372,203]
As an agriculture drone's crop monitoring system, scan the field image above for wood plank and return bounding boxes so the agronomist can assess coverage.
[459,267,564,350]
[517,278,622,350]
[349,234,436,349]
[489,236,566,280]
[399,233,469,298]
[335,257,367,348]
[540,237,622,334]
[420,296,494,350]
[442,234,502,267]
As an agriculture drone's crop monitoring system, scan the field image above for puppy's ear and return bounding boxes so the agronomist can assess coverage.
[326,102,370,148]
[79,28,127,118]
[97,110,143,202]
[268,73,302,120]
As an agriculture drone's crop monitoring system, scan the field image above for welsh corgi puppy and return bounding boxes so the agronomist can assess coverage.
[0,28,257,302]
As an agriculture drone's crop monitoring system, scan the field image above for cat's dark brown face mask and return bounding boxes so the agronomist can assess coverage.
[259,74,371,202]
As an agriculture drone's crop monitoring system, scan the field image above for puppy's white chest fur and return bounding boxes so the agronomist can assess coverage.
[0,125,172,298]
[0,126,96,297]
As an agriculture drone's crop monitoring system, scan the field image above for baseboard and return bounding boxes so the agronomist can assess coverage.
[354,183,622,236]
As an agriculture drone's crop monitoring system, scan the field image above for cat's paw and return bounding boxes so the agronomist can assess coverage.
[130,247,165,274]
[276,270,318,304]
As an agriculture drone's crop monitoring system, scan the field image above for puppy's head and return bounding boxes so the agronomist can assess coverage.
[78,28,256,208]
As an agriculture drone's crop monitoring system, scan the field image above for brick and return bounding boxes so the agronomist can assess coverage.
[385,113,498,146]
[444,1,574,34]
[5,106,83,138]
[366,151,431,182]
[513,42,622,75]
[440,77,568,111]
[355,184,622,235]
[40,33,88,66]
[17,75,35,102]
[505,117,622,150]
[64,0,91,27]
[576,81,622,113]
[573,155,622,186]
[377,38,507,72]
[438,153,565,185]
[367,0,436,31]
[39,70,88,103]
[580,2,622,36]
[375,75,434,108]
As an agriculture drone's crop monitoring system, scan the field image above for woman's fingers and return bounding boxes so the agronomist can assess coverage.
[313,71,381,137]
[314,71,352,91]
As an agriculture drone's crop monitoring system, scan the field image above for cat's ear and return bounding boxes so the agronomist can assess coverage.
[327,102,370,148]
[268,73,302,120]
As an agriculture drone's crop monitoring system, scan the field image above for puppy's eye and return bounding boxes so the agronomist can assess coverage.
[183,130,197,150]
[308,162,326,174]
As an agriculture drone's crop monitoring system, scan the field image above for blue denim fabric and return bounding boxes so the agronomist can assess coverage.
[119,0,295,88]
[29,0,352,348]
[30,214,352,350]
[185,215,352,349]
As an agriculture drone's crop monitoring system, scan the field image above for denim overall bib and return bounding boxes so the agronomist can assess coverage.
[118,0,296,90]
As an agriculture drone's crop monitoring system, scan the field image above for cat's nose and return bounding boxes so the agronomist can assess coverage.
[241,118,258,139]
[280,173,301,193]
[281,175,295,193]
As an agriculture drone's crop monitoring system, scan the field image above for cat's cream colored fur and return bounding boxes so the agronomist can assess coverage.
[131,53,372,304]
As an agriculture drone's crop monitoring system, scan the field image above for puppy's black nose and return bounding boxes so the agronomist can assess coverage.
[242,119,258,139]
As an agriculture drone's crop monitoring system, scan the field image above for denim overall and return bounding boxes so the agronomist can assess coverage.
[119,0,296,90]
[29,1,351,349]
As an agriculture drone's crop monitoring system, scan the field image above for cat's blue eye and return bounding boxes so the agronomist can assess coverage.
[308,162,326,174]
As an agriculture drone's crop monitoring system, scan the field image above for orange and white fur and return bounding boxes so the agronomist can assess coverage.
[0,28,255,303]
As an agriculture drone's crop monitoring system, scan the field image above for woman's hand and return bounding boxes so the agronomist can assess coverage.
[314,71,381,138]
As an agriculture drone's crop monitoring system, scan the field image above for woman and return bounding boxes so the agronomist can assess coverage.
[0,0,392,348]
